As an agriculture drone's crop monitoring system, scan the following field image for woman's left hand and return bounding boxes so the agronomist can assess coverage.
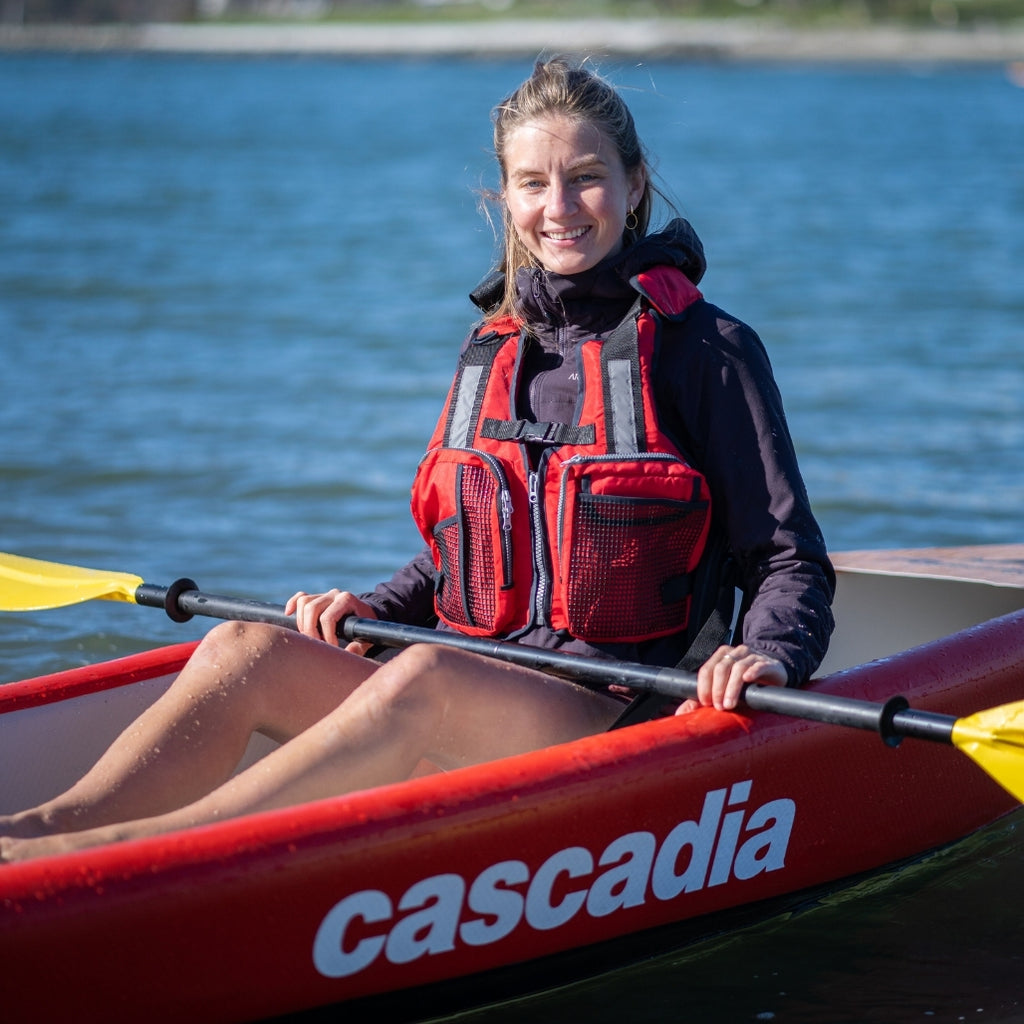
[675,644,787,715]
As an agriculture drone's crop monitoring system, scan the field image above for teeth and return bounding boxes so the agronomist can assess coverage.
[547,227,589,241]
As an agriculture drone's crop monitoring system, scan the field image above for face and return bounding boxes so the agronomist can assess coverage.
[502,114,646,277]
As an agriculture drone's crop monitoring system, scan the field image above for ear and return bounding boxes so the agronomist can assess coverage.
[627,167,647,211]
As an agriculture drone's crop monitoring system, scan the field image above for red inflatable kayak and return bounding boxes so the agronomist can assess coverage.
[1,545,1022,1022]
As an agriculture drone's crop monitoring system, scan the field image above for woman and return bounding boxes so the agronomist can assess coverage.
[1,58,834,863]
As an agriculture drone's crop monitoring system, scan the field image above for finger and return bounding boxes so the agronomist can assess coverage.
[720,653,787,709]
[318,591,382,648]
[316,594,347,646]
[718,665,749,711]
[674,698,701,716]
[294,590,339,640]
[699,646,745,709]
[695,659,717,707]
[292,594,316,637]
[744,656,789,689]
[317,591,365,647]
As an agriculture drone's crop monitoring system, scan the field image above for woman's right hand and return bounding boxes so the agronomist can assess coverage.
[285,589,379,656]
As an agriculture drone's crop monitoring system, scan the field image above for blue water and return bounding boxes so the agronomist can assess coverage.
[1,52,1023,1021]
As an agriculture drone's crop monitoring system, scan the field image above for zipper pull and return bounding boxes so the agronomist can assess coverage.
[528,471,539,506]
[500,488,513,531]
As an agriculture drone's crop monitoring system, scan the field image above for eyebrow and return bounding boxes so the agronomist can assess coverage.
[509,154,609,179]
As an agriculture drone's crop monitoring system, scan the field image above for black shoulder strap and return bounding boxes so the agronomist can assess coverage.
[441,328,516,449]
[600,296,648,454]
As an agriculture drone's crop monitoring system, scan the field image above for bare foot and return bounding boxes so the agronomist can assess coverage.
[0,835,34,863]
[1,810,54,863]
[0,809,51,841]
[1,825,120,863]
[0,834,52,864]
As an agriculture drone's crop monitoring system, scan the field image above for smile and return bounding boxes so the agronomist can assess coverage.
[545,227,590,241]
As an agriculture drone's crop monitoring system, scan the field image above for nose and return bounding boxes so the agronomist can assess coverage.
[545,180,578,219]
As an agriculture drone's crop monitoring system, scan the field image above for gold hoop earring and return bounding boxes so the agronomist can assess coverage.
[625,207,639,232]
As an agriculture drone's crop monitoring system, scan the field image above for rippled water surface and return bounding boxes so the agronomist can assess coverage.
[1,53,1022,1022]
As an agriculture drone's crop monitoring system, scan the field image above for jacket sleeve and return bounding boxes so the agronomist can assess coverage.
[657,302,836,684]
[358,545,438,626]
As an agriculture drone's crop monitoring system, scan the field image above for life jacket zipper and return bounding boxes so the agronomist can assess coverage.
[528,465,549,623]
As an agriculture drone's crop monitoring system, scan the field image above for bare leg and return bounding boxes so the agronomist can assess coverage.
[0,620,375,839]
[2,642,621,861]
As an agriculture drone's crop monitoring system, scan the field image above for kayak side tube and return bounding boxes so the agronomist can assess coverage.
[0,611,1022,1023]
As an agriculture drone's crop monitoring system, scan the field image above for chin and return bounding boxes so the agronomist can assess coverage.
[544,253,601,276]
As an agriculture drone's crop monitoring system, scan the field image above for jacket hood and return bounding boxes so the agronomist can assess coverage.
[614,217,706,287]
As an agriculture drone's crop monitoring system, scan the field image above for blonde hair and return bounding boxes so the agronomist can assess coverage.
[487,56,655,318]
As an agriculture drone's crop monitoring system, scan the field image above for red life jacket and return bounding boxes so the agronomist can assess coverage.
[410,265,712,643]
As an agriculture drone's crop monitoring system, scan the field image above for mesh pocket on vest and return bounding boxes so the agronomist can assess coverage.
[557,474,710,643]
[433,461,507,633]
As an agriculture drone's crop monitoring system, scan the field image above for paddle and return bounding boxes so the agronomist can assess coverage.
[2,550,1023,801]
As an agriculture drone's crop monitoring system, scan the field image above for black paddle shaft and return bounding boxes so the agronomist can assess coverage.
[336,616,954,746]
[136,580,956,748]
[135,581,295,629]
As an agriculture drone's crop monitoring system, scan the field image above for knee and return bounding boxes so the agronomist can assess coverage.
[390,642,453,676]
[180,620,294,696]
[197,620,287,662]
[362,644,456,715]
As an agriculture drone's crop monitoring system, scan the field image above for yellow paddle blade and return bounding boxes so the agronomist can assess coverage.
[952,699,1024,803]
[0,552,143,611]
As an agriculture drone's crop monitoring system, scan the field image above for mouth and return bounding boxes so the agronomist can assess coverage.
[544,226,591,242]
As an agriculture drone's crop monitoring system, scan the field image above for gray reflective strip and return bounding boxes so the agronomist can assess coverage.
[607,357,638,452]
[448,364,484,448]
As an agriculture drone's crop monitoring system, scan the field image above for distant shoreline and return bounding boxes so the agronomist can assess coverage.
[3,18,1024,63]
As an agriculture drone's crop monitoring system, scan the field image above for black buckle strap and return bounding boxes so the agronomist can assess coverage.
[481,418,596,447]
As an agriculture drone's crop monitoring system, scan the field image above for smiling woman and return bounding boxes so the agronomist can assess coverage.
[1,56,834,864]
[488,57,657,313]
[500,117,645,278]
